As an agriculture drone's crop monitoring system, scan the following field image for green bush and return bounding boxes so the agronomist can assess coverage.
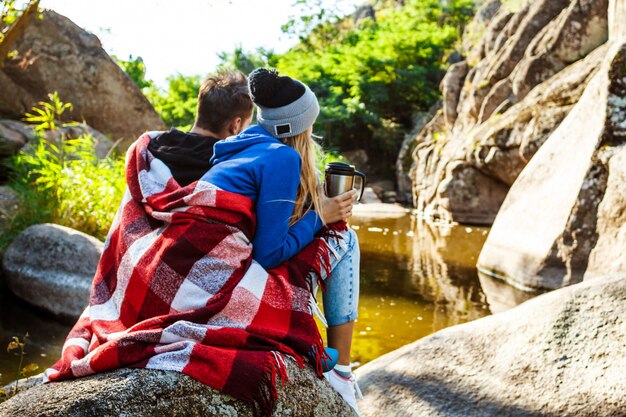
[1,94,125,248]
[5,134,125,243]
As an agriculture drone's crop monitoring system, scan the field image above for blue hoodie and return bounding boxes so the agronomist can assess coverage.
[206,125,323,269]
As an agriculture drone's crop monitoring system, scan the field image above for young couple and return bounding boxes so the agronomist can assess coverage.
[45,68,363,416]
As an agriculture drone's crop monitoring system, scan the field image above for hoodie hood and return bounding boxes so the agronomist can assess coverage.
[211,125,282,165]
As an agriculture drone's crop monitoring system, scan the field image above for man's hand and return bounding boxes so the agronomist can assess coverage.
[319,187,358,223]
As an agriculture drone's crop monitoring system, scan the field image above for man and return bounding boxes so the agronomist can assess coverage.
[147,69,254,186]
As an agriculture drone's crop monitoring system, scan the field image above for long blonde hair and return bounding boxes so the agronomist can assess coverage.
[282,129,326,226]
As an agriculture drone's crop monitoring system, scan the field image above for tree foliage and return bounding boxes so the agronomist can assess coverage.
[114,54,153,89]
[217,45,275,75]
[144,73,201,130]
[273,0,474,174]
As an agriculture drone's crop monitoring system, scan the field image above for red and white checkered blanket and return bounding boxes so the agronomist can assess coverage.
[44,133,337,416]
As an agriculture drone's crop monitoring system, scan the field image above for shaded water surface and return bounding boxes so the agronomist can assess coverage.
[1,210,498,384]
[345,211,492,366]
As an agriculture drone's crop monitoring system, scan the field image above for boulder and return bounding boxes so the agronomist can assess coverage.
[0,120,35,157]
[0,10,165,145]
[356,273,626,417]
[2,223,102,319]
[0,364,356,416]
[477,40,626,291]
[409,0,609,223]
[359,186,383,204]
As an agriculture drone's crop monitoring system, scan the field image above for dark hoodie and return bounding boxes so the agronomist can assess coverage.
[147,128,219,186]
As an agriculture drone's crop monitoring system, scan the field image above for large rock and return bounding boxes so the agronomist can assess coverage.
[356,273,626,417]
[0,364,355,416]
[408,0,609,223]
[0,119,35,157]
[477,39,626,290]
[2,223,102,319]
[0,10,165,145]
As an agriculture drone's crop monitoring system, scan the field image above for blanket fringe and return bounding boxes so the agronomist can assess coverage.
[253,351,290,417]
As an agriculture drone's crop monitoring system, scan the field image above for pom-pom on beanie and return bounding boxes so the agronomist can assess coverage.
[248,68,320,139]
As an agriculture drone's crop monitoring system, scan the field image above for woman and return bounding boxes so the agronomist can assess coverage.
[205,67,362,414]
[44,68,361,416]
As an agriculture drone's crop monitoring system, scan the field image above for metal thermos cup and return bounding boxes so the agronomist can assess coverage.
[324,162,366,201]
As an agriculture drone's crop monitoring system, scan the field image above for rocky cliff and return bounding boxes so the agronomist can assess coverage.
[478,0,626,291]
[402,0,609,224]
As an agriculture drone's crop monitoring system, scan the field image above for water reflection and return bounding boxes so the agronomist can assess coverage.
[477,271,543,313]
[0,291,72,385]
[342,212,492,367]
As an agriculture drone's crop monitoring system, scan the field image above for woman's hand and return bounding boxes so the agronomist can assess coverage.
[319,187,358,224]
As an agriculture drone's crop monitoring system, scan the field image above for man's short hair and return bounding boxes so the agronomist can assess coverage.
[196,70,253,133]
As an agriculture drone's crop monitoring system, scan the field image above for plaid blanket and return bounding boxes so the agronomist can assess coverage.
[44,133,339,416]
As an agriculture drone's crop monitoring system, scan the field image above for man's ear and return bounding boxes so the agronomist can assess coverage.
[227,117,243,136]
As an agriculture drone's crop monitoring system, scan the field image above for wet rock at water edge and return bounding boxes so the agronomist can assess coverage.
[0,363,357,416]
[2,223,102,319]
[356,273,626,417]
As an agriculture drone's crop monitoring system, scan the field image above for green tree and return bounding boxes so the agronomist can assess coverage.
[275,0,474,176]
[145,73,201,130]
[217,45,275,75]
[115,54,152,89]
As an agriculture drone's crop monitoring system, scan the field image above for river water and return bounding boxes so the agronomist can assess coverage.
[0,209,512,385]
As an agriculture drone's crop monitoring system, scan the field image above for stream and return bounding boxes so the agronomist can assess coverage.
[0,208,531,385]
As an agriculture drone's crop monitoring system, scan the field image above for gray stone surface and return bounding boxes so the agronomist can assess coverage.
[0,10,165,146]
[356,273,626,417]
[584,147,626,278]
[0,119,115,159]
[0,364,356,417]
[2,223,102,319]
[0,185,19,232]
[477,41,626,291]
[0,120,34,157]
[410,0,609,223]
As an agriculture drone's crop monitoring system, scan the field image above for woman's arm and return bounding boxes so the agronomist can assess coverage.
[252,147,323,269]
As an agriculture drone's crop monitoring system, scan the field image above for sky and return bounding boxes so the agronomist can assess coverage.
[38,0,362,87]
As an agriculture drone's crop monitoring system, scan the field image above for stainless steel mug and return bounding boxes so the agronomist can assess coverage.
[324,162,366,201]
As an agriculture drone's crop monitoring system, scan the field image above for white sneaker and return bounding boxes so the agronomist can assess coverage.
[323,370,364,416]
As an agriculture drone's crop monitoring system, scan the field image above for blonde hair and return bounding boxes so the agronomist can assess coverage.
[282,129,326,226]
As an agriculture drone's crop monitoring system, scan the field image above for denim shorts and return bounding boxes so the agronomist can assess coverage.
[318,228,360,327]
